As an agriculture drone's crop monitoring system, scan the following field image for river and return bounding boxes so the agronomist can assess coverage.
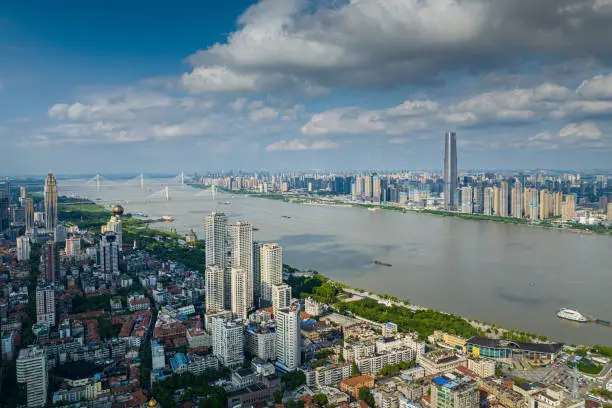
[61,178,612,346]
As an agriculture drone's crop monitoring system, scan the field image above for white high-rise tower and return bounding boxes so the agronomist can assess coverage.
[229,221,253,309]
[275,302,301,371]
[205,212,229,307]
[205,265,225,314]
[17,346,48,408]
[231,267,248,320]
[260,243,282,303]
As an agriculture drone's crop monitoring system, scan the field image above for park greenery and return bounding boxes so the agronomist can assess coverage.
[151,370,230,408]
[569,361,603,375]
[592,345,612,358]
[377,360,416,376]
[338,298,480,339]
[591,389,612,400]
[282,370,306,391]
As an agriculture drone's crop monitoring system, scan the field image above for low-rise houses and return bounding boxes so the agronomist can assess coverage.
[302,362,352,387]
[417,349,467,376]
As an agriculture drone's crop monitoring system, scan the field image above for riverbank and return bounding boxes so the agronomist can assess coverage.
[216,186,611,236]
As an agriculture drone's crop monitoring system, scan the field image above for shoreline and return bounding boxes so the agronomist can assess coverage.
[215,187,612,236]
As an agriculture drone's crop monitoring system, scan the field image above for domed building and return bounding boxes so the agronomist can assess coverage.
[101,204,124,248]
[142,397,161,408]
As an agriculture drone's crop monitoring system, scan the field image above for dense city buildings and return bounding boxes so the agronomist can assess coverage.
[229,221,254,309]
[275,302,301,372]
[16,347,48,408]
[260,243,283,303]
[205,264,225,313]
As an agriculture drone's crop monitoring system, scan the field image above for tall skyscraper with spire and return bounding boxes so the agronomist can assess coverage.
[443,132,458,210]
[44,172,58,231]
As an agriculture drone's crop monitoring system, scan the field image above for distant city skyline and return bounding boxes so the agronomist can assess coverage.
[2,1,612,173]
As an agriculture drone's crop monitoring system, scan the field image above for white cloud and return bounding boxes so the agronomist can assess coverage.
[266,138,338,151]
[249,107,279,121]
[576,74,612,99]
[388,138,410,145]
[231,97,247,111]
[559,122,602,139]
[386,100,439,117]
[181,66,259,93]
[301,108,385,136]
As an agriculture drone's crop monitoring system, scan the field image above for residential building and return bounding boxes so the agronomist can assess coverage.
[205,265,225,314]
[229,221,254,309]
[17,235,30,261]
[100,232,120,275]
[305,297,325,316]
[271,283,291,316]
[253,242,263,304]
[212,317,244,368]
[382,322,398,338]
[42,241,57,281]
[608,202,612,221]
[260,243,282,303]
[102,213,123,248]
[484,187,494,216]
[303,362,352,387]
[499,181,509,217]
[467,357,496,378]
[244,325,276,361]
[528,385,584,408]
[511,182,523,218]
[205,212,229,308]
[540,190,550,220]
[340,375,375,399]
[528,188,539,221]
[275,302,301,371]
[36,283,55,326]
[25,198,34,234]
[461,186,473,214]
[65,237,81,256]
[17,346,48,408]
[430,374,479,408]
[231,267,249,320]
[444,132,458,210]
[44,172,58,231]
[151,342,165,371]
[417,350,467,375]
[356,348,416,375]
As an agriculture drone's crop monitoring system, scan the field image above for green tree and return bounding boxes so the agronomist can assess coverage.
[358,387,375,407]
[273,389,283,404]
[312,394,328,406]
[282,371,306,391]
[351,362,360,377]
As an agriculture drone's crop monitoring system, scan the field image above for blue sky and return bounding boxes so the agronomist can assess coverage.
[2,0,612,175]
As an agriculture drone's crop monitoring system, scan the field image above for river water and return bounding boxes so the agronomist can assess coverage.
[61,178,612,346]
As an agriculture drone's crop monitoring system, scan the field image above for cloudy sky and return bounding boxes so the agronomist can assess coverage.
[2,0,612,175]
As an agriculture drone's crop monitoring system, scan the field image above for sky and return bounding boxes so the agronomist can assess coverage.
[2,0,612,175]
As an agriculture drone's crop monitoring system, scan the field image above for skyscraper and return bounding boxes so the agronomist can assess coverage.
[460,186,473,214]
[272,283,292,316]
[443,132,458,210]
[260,243,282,303]
[229,221,253,309]
[253,242,263,304]
[205,265,225,314]
[499,181,509,217]
[528,188,539,221]
[36,283,55,326]
[539,190,550,221]
[44,172,58,231]
[205,212,228,268]
[25,198,34,234]
[511,182,523,219]
[205,212,229,307]
[275,302,301,371]
[0,190,9,232]
[17,236,30,261]
[100,232,120,275]
[483,187,494,216]
[42,241,57,281]
[16,346,48,408]
[230,267,248,320]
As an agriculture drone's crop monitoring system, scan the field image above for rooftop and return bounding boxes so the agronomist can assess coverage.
[467,337,563,354]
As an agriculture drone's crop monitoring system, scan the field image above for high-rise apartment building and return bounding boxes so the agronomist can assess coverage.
[17,236,30,261]
[17,346,48,408]
[205,265,225,314]
[229,221,253,310]
[276,302,301,371]
[103,214,123,248]
[0,190,8,232]
[44,172,58,231]
[212,317,244,368]
[363,175,373,198]
[562,195,576,222]
[528,188,539,221]
[205,212,229,308]
[372,176,382,201]
[230,267,248,320]
[607,202,612,221]
[443,132,458,210]
[499,181,509,217]
[205,212,228,268]
[553,192,563,217]
[539,190,550,221]
[460,186,473,214]
[260,243,283,303]
[511,182,523,219]
[42,241,57,281]
[100,232,119,275]
[484,187,494,216]
[253,242,263,304]
[65,237,81,256]
[36,283,55,326]
[272,283,292,316]
[25,198,34,234]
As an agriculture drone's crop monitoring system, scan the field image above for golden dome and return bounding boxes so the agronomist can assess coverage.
[112,204,125,216]
[147,398,158,407]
